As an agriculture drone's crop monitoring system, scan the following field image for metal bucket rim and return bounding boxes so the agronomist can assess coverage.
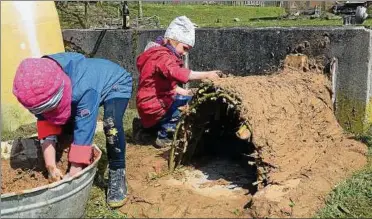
[1,145,102,198]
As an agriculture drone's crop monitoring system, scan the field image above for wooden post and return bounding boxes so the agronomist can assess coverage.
[84,2,89,28]
[138,1,143,19]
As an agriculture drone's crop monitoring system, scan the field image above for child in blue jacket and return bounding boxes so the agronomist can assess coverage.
[13,52,132,208]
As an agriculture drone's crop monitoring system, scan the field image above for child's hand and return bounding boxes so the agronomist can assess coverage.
[41,138,64,182]
[68,162,85,177]
[175,86,193,96]
[47,165,64,183]
[207,70,222,80]
[178,105,189,113]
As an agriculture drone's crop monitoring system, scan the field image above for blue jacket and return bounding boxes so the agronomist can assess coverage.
[38,52,132,146]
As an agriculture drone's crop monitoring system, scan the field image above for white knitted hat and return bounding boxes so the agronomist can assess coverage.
[164,16,196,47]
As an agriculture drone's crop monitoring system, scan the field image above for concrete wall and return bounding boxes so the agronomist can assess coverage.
[62,27,372,133]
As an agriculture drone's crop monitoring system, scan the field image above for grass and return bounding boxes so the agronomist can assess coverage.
[139,4,285,28]
[1,123,37,141]
[58,3,372,29]
[85,185,128,218]
[137,4,366,27]
[316,135,372,218]
[316,167,372,218]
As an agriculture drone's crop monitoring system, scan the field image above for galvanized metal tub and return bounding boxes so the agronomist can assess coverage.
[1,145,102,218]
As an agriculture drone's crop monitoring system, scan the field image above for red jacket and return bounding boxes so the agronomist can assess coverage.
[136,45,190,128]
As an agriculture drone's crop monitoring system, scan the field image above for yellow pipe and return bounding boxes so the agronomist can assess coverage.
[1,1,65,132]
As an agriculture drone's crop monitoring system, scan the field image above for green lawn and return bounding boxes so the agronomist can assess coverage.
[138,4,349,27]
[315,136,372,218]
[316,167,372,218]
[58,3,372,29]
[140,4,286,27]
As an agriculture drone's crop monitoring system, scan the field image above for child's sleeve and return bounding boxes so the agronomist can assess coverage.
[156,55,191,83]
[36,115,62,140]
[68,89,99,165]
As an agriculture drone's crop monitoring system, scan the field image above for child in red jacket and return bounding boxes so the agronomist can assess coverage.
[136,16,221,148]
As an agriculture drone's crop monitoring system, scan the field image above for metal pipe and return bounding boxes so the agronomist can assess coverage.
[330,57,338,110]
[183,53,190,89]
[123,1,129,29]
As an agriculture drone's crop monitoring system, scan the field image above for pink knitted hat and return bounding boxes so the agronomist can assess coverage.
[13,58,72,125]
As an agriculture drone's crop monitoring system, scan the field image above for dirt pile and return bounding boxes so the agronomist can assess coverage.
[169,69,368,217]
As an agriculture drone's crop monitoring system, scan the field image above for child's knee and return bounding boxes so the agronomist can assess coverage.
[175,95,192,106]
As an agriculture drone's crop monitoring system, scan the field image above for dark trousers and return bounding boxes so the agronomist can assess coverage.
[103,98,129,170]
[157,95,192,140]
